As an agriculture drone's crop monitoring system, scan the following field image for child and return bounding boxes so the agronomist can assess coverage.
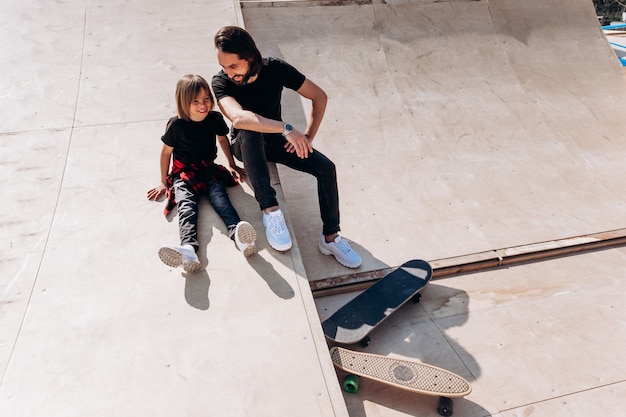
[147,74,256,272]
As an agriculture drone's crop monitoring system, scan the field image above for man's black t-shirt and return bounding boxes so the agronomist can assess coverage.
[211,57,306,121]
[161,111,229,164]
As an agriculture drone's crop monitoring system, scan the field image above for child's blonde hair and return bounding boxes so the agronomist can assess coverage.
[175,74,214,121]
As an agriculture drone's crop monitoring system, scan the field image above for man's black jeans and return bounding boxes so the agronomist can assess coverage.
[232,130,340,236]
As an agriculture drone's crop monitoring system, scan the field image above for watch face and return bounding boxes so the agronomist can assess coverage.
[283,123,293,135]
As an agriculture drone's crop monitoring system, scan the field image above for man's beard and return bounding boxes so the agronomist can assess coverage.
[233,69,255,86]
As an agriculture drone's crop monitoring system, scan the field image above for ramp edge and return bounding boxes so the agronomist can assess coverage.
[311,228,626,297]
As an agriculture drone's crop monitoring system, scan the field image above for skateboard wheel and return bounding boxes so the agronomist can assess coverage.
[359,336,371,347]
[437,396,453,416]
[412,293,422,303]
[342,374,359,393]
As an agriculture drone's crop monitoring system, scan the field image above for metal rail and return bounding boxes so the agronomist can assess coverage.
[311,228,626,298]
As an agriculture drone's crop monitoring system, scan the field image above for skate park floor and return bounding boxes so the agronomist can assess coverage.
[2,0,626,416]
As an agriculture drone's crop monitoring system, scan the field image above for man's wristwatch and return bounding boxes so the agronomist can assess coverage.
[281,123,294,137]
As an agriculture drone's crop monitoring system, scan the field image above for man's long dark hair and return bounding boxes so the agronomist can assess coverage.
[214,26,264,84]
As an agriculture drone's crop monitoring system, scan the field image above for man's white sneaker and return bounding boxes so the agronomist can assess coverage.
[158,244,202,273]
[262,209,292,251]
[234,221,257,257]
[319,233,362,268]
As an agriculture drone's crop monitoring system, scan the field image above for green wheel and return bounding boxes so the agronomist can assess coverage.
[342,374,359,393]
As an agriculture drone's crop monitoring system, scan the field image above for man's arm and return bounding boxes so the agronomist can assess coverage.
[216,96,283,134]
[216,78,327,159]
[296,78,327,142]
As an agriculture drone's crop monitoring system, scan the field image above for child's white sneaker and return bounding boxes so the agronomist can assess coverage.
[262,209,292,251]
[319,233,362,268]
[234,221,257,257]
[158,244,202,273]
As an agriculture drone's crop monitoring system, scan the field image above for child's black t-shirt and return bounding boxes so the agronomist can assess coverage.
[161,111,229,164]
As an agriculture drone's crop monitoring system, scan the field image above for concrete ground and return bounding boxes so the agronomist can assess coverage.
[2,0,625,416]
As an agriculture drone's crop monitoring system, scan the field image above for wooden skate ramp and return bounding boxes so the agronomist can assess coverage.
[242,0,626,282]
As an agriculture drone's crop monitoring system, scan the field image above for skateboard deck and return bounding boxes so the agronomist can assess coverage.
[322,259,432,346]
[330,347,471,416]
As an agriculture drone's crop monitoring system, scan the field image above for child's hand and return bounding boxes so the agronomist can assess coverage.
[147,183,167,201]
[231,166,248,182]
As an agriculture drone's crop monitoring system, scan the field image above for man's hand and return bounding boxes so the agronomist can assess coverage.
[230,165,248,182]
[284,131,313,159]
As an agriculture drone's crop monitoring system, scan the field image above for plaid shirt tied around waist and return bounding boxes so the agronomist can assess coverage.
[164,159,238,216]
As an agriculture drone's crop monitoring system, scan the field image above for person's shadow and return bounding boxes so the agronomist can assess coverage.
[226,180,295,300]
[161,202,213,311]
[246,253,295,300]
[164,182,295,309]
[182,269,211,310]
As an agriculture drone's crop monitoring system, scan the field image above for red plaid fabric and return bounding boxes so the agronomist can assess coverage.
[164,159,237,216]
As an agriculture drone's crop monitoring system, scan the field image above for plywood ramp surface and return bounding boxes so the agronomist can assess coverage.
[0,0,346,416]
[242,0,626,281]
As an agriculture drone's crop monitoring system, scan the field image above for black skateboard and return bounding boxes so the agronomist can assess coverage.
[322,259,432,346]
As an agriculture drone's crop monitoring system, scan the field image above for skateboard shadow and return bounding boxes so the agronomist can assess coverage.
[354,282,480,376]
[341,383,491,417]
